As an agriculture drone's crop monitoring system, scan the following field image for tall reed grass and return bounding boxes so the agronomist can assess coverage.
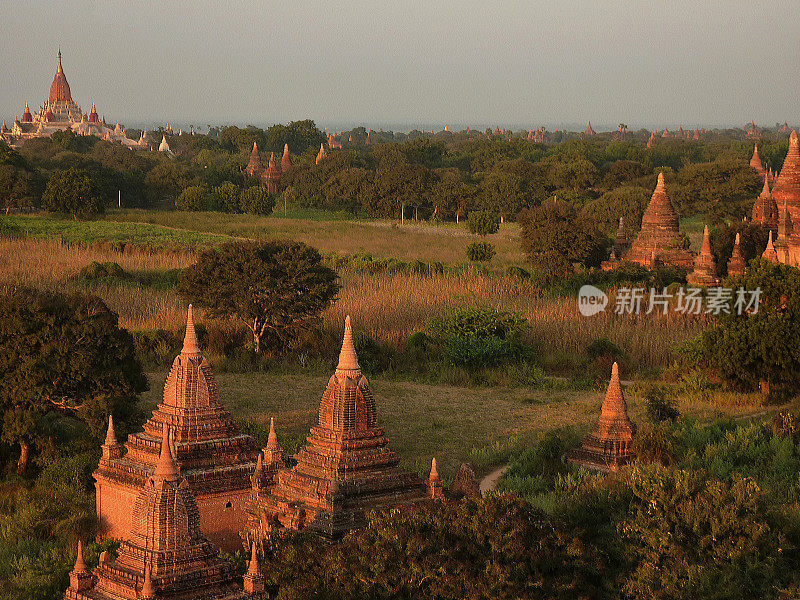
[1,237,706,371]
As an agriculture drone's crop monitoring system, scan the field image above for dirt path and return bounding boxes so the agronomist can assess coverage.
[479,465,509,496]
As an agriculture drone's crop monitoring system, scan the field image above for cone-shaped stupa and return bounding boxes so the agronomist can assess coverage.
[66,540,93,594]
[281,143,292,172]
[245,141,263,178]
[750,144,765,176]
[646,132,656,148]
[693,127,700,141]
[613,216,630,256]
[566,362,637,471]
[727,233,747,278]
[315,143,327,165]
[428,458,445,500]
[752,173,779,232]
[762,230,779,262]
[624,173,694,268]
[242,541,265,594]
[93,306,259,551]
[584,121,596,136]
[264,152,281,193]
[687,226,720,286]
[244,316,427,543]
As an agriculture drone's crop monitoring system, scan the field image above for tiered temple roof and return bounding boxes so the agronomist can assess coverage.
[566,363,637,472]
[244,317,427,543]
[687,226,720,286]
[67,424,256,599]
[94,306,259,551]
[727,233,746,278]
[623,173,695,268]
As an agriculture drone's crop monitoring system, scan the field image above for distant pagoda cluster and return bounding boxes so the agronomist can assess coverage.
[1,51,138,149]
[601,129,800,280]
[244,142,293,193]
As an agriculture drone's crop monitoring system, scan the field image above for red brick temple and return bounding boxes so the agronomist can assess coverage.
[281,143,292,172]
[750,144,766,177]
[244,316,427,544]
[752,173,779,232]
[67,425,260,599]
[94,306,259,551]
[566,362,637,472]
[760,131,800,266]
[605,172,695,270]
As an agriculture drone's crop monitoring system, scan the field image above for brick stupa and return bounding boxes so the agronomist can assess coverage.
[94,306,259,551]
[750,144,766,176]
[244,316,427,543]
[727,233,747,278]
[67,424,259,599]
[774,131,800,232]
[762,230,779,263]
[623,173,695,268]
[687,226,720,286]
[245,141,263,178]
[280,143,292,172]
[264,152,281,194]
[752,173,779,231]
[566,363,637,472]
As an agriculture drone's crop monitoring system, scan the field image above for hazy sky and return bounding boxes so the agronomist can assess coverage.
[1,1,798,132]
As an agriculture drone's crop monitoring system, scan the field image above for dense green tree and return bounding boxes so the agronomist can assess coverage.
[579,186,650,236]
[239,186,276,215]
[263,494,602,599]
[178,241,339,354]
[374,163,435,220]
[431,169,476,221]
[518,199,608,278]
[672,159,762,221]
[0,288,146,474]
[211,181,241,213]
[710,222,770,277]
[41,168,106,219]
[466,240,495,262]
[175,185,209,211]
[622,465,779,600]
[692,259,800,399]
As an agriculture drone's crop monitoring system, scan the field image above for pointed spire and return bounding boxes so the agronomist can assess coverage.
[153,423,179,482]
[429,457,439,481]
[266,417,278,450]
[57,48,63,73]
[247,541,260,577]
[104,414,117,446]
[791,129,799,148]
[599,362,628,420]
[181,305,200,355]
[761,172,771,197]
[700,225,712,256]
[336,316,360,375]
[140,563,155,599]
[74,540,87,573]
[762,230,779,263]
[734,232,741,246]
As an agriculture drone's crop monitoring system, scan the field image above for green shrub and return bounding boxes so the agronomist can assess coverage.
[79,261,126,280]
[466,210,500,236]
[466,240,495,262]
[239,186,276,215]
[428,306,529,341]
[643,384,680,423]
[175,185,209,211]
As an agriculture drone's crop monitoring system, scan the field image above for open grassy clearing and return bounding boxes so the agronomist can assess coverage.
[140,369,770,480]
[104,209,526,267]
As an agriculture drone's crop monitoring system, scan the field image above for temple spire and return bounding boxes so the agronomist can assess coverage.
[267,417,278,450]
[104,414,117,446]
[600,362,626,420]
[181,305,200,355]
[57,48,63,73]
[336,316,360,374]
[74,540,87,573]
[153,423,179,482]
[247,541,260,577]
[762,172,771,197]
[243,540,265,594]
[428,457,444,500]
[140,563,155,599]
[700,225,712,256]
[762,230,779,262]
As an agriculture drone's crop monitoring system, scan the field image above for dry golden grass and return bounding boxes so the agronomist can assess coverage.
[0,237,705,368]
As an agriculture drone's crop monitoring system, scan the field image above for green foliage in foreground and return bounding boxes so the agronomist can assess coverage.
[466,240,495,262]
[500,418,800,600]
